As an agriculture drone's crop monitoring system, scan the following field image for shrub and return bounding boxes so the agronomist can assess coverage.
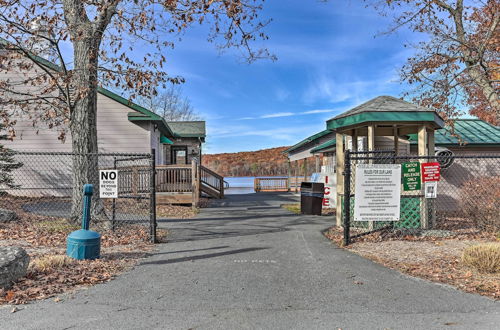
[459,177,500,232]
[461,243,500,273]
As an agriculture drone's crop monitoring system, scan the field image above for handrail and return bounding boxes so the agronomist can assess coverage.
[200,165,224,198]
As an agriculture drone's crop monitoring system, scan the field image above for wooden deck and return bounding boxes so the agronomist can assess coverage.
[120,161,225,206]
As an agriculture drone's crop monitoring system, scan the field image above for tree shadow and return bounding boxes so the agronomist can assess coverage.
[140,247,269,265]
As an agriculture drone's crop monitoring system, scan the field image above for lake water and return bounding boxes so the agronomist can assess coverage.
[224,176,288,195]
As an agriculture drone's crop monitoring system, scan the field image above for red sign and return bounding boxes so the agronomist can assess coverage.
[421,162,441,182]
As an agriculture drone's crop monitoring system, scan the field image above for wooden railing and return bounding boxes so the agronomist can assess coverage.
[200,165,224,198]
[254,176,311,192]
[115,162,224,205]
[254,177,289,192]
[156,165,193,192]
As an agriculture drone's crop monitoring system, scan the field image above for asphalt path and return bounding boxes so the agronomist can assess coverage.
[1,193,499,329]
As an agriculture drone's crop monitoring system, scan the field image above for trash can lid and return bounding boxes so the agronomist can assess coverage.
[67,229,101,241]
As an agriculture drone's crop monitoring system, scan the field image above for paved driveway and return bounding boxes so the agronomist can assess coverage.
[1,193,499,329]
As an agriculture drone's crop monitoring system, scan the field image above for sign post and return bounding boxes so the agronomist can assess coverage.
[99,170,118,198]
[354,164,401,222]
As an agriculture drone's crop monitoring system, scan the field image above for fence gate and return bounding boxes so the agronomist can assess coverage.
[4,151,157,242]
[343,150,500,245]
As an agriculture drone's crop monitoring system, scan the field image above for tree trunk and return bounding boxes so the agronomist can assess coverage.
[69,38,107,225]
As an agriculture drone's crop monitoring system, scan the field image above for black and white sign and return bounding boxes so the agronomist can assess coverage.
[354,164,401,221]
[425,181,437,199]
[99,170,118,198]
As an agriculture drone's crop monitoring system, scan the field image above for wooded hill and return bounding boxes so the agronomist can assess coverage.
[202,146,290,177]
[202,146,320,177]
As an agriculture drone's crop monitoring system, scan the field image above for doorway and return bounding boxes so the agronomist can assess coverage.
[171,146,188,165]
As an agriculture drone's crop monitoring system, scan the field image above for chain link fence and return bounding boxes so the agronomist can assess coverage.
[342,151,500,244]
[0,151,156,242]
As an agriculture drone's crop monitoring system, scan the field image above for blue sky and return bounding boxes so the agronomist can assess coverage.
[154,1,417,154]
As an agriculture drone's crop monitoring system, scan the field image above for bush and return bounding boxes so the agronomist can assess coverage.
[461,243,500,273]
[460,177,500,231]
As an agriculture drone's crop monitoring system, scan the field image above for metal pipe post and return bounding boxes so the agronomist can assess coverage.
[343,150,351,246]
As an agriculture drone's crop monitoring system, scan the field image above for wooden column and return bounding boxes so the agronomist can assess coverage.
[191,159,200,208]
[315,155,321,173]
[294,160,299,192]
[368,125,375,153]
[352,129,358,152]
[287,159,291,192]
[336,133,344,227]
[303,157,308,182]
[393,125,399,156]
[418,125,429,229]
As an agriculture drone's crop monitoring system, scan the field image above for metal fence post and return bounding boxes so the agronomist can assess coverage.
[111,157,117,232]
[343,150,351,246]
[150,149,157,243]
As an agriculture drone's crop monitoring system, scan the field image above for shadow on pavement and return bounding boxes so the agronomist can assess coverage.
[141,247,269,265]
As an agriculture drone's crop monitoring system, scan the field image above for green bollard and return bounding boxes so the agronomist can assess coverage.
[66,184,101,260]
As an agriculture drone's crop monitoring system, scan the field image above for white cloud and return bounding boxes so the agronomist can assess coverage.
[302,109,335,114]
[261,112,295,118]
[236,108,336,121]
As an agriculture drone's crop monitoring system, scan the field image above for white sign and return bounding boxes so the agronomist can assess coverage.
[320,172,336,208]
[354,164,401,221]
[425,181,437,198]
[99,170,118,198]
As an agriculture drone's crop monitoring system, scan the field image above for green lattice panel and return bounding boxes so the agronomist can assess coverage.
[342,195,421,229]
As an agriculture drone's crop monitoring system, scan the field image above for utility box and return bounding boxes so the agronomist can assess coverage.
[300,182,324,215]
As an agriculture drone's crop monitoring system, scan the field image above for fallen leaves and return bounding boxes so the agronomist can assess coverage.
[0,195,167,306]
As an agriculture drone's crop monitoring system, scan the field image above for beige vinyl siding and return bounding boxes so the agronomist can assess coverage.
[4,93,151,153]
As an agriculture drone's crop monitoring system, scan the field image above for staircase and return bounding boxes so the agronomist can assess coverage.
[200,165,225,199]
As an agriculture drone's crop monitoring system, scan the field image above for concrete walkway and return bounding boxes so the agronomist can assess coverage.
[1,193,499,329]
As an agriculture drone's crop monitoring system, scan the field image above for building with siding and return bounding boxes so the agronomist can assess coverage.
[0,40,206,165]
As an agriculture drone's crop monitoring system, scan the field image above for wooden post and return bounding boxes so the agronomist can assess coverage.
[336,133,344,227]
[393,125,399,156]
[303,157,308,182]
[315,155,320,173]
[294,160,299,192]
[418,125,429,229]
[352,129,358,152]
[191,159,199,207]
[287,159,291,192]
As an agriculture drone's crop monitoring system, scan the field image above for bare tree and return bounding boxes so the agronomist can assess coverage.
[0,0,273,224]
[375,0,499,124]
[140,84,200,121]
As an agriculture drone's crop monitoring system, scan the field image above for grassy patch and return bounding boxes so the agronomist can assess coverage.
[30,255,75,273]
[282,203,300,214]
[462,242,500,273]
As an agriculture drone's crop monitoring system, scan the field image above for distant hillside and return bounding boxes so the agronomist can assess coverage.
[202,146,290,177]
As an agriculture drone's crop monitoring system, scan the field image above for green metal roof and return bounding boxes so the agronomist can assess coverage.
[311,139,336,153]
[284,129,333,153]
[408,119,500,146]
[160,135,174,144]
[166,121,206,138]
[327,96,444,131]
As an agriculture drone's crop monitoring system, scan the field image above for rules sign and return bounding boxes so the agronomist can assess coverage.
[354,164,401,222]
[99,170,118,198]
[421,162,441,182]
[402,162,421,191]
